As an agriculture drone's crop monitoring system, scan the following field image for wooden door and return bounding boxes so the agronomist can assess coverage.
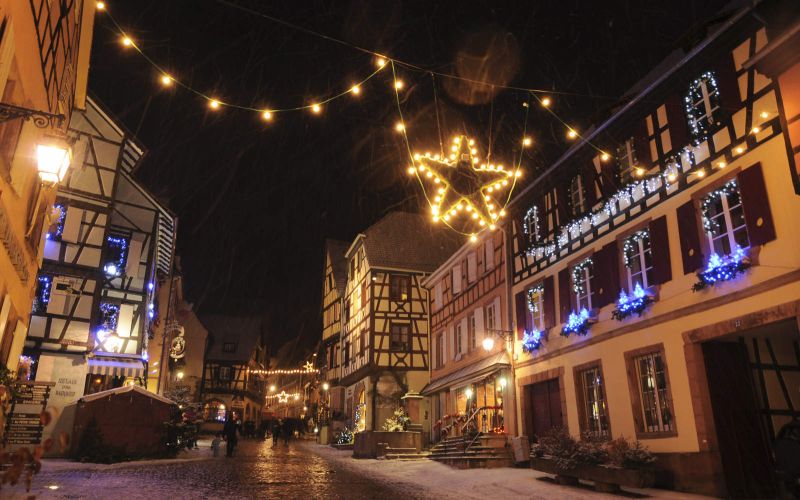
[703,341,777,498]
[525,378,563,441]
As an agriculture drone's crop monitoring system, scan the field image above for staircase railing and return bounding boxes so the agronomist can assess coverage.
[460,405,502,434]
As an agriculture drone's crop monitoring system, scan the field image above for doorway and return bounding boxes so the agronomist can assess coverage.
[523,377,563,441]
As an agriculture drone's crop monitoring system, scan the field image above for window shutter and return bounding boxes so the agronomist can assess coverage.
[467,253,477,283]
[649,215,673,285]
[543,275,555,330]
[666,93,689,149]
[484,239,495,270]
[62,206,83,243]
[493,297,502,330]
[474,306,484,339]
[593,242,620,309]
[738,163,776,246]
[714,51,741,114]
[677,200,704,274]
[634,119,652,165]
[434,282,442,307]
[581,161,597,208]
[558,268,572,323]
[514,291,527,340]
[460,317,468,353]
[451,265,462,294]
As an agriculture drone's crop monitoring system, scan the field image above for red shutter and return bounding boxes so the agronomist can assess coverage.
[543,275,555,330]
[649,215,673,285]
[634,119,652,166]
[581,161,598,208]
[593,241,621,309]
[677,200,704,274]
[666,93,689,148]
[713,51,741,114]
[558,268,572,323]
[514,291,527,340]
[738,163,776,246]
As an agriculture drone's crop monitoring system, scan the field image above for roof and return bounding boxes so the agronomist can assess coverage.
[80,385,174,405]
[202,315,263,363]
[420,351,511,396]
[352,212,463,273]
[325,239,349,294]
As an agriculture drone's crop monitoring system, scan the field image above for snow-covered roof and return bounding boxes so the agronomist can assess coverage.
[80,384,175,405]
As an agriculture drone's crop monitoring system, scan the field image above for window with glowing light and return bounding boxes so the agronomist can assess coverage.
[390,275,410,301]
[203,400,227,422]
[527,284,545,331]
[98,302,120,333]
[623,231,653,290]
[572,259,594,310]
[48,203,67,241]
[569,175,586,216]
[390,323,410,352]
[703,185,749,257]
[577,366,610,437]
[633,351,674,433]
[103,234,129,276]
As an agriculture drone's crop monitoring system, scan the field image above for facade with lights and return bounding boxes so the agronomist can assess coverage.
[507,3,800,497]
[0,0,96,378]
[420,229,516,447]
[21,96,175,454]
[336,212,460,435]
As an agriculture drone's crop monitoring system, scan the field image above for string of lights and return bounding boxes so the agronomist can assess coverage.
[249,361,319,376]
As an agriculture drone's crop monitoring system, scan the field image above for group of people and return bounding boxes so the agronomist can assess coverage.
[210,415,301,457]
[269,418,296,447]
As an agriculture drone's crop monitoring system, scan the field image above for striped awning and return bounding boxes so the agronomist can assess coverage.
[87,356,145,377]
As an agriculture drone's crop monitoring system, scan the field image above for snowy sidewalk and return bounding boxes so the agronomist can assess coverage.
[303,441,716,500]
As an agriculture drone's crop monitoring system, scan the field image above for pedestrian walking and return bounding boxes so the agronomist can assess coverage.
[223,414,239,457]
[271,420,281,447]
[282,418,292,446]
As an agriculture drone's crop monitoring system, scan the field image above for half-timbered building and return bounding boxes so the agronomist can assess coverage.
[199,315,267,431]
[421,229,515,447]
[0,0,96,374]
[320,239,348,426]
[22,96,175,453]
[507,2,800,497]
[338,211,460,435]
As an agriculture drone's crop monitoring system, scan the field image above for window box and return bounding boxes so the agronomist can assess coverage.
[530,457,656,492]
[611,284,656,321]
[521,328,545,353]
[561,308,597,337]
[692,246,751,292]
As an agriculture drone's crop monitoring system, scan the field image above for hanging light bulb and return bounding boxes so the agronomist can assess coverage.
[311,103,322,114]
[567,129,578,139]
[376,57,387,68]
[394,80,404,90]
[96,1,106,10]
[350,85,361,95]
[522,137,532,147]
[121,36,133,47]
[601,152,610,161]
[262,110,273,122]
[469,234,478,243]
[208,99,220,110]
[395,122,405,133]
[159,74,172,87]
[541,97,552,107]
[407,166,416,175]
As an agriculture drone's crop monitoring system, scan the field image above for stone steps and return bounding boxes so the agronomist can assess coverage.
[427,433,513,469]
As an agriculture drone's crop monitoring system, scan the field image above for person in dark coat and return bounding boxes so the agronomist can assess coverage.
[223,413,239,457]
[271,420,281,446]
[281,418,292,446]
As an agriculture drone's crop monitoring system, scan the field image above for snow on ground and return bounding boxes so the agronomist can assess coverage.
[304,441,716,500]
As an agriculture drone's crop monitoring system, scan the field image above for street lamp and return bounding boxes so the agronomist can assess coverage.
[36,138,72,184]
[322,382,329,391]
[269,385,276,392]
[482,329,515,352]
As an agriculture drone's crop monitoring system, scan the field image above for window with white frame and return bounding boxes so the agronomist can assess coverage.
[578,366,610,437]
[484,239,495,270]
[485,303,496,333]
[616,138,637,184]
[633,351,674,433]
[455,322,463,356]
[572,259,594,310]
[523,206,539,246]
[570,175,585,216]
[527,284,545,331]
[623,230,653,290]
[685,72,721,144]
[702,181,749,257]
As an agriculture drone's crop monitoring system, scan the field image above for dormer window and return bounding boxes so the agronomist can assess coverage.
[685,72,721,145]
[104,234,129,276]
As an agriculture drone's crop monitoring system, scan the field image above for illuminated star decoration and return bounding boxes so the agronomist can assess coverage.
[303,361,314,372]
[407,135,521,239]
[277,391,289,404]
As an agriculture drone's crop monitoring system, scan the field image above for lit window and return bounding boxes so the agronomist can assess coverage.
[527,284,545,331]
[103,234,129,276]
[572,259,594,310]
[390,275,410,301]
[623,231,653,290]
[578,366,610,437]
[203,400,227,422]
[99,302,120,333]
[217,366,232,381]
[570,175,585,216]
[703,181,749,257]
[634,351,674,433]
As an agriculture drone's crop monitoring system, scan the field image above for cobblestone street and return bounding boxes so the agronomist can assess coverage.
[21,439,425,500]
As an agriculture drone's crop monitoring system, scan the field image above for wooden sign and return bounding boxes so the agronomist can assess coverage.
[3,381,55,447]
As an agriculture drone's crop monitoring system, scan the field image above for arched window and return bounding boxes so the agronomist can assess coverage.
[203,400,227,422]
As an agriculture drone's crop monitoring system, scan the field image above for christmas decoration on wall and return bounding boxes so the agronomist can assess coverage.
[46,203,66,240]
[405,134,519,237]
[103,235,128,276]
[623,230,650,269]
[526,283,544,313]
[701,179,739,234]
[561,308,594,337]
[521,328,544,353]
[523,206,540,245]
[612,283,655,321]
[354,402,366,432]
[382,407,411,432]
[250,366,320,376]
[32,275,52,314]
[684,71,720,146]
[335,426,354,445]
[571,258,593,296]
[692,246,751,292]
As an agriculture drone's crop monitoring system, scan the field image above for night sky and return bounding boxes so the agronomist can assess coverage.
[88,0,730,349]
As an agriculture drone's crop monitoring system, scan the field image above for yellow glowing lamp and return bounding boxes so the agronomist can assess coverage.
[96,2,106,10]
[36,140,72,184]
[350,85,361,95]
[208,99,221,110]
[541,97,551,107]
[160,74,172,86]
[311,103,322,114]
[121,36,133,47]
